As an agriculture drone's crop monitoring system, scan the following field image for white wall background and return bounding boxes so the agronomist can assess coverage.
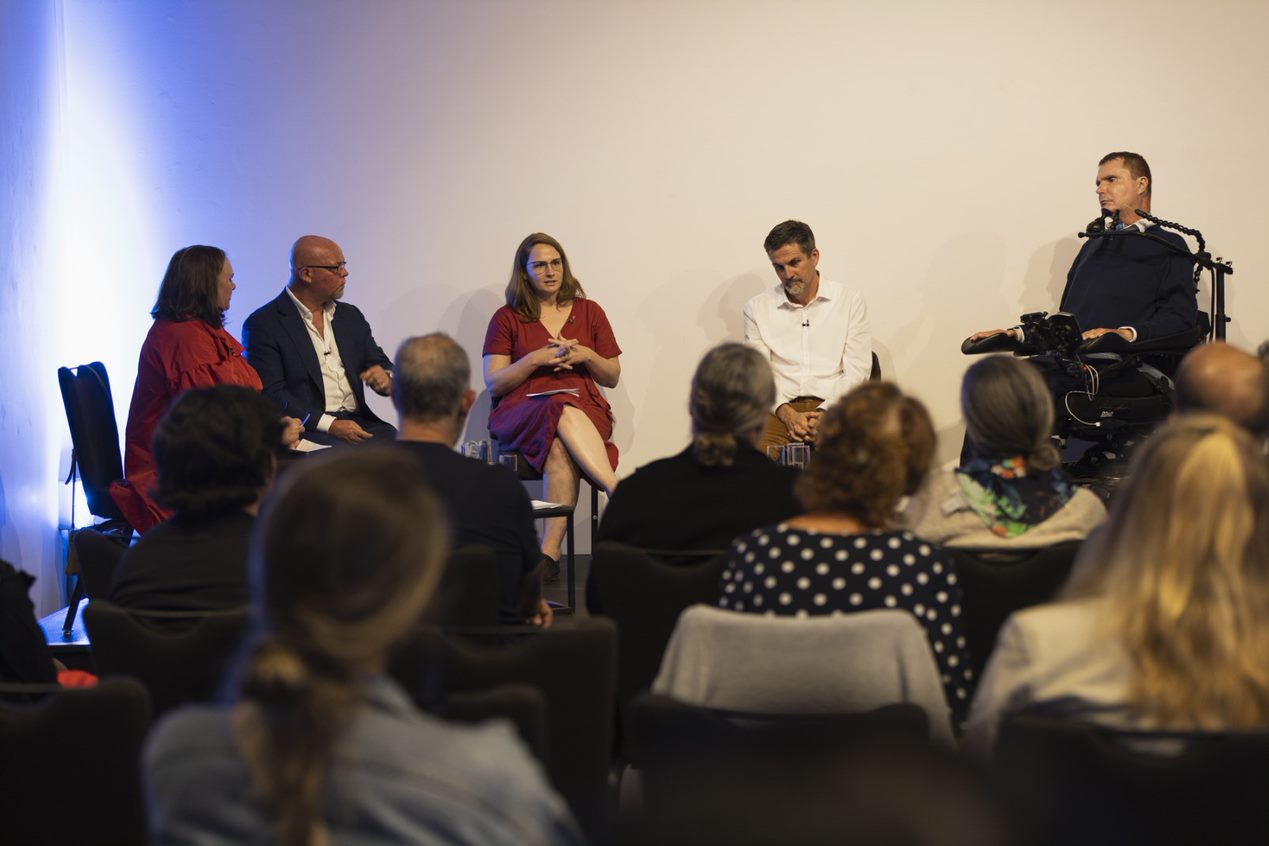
[6,0,1269,613]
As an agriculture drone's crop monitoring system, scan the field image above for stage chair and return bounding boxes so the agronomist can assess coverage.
[57,361,132,636]
[71,528,129,602]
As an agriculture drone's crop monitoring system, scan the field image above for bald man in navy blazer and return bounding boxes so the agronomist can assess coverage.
[243,235,396,445]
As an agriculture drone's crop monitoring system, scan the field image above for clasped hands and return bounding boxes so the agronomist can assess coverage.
[777,404,822,443]
[538,338,590,371]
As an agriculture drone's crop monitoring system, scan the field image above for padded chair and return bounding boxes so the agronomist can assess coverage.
[994,713,1269,846]
[58,361,132,636]
[390,619,617,843]
[71,529,129,602]
[84,600,250,720]
[57,362,128,529]
[655,604,955,746]
[587,542,727,720]
[0,677,151,845]
[429,683,550,763]
[625,694,933,845]
[949,540,1082,682]
[429,545,503,628]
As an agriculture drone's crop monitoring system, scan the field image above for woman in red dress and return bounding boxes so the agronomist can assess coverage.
[111,246,300,533]
[483,233,622,577]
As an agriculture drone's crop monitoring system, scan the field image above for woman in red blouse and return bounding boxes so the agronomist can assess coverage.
[483,233,621,577]
[111,246,300,533]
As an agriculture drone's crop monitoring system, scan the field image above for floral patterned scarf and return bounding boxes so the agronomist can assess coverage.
[954,450,1076,538]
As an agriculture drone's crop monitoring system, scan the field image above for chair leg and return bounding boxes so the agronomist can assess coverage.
[63,579,83,639]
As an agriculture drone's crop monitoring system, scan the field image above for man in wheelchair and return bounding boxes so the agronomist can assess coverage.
[964,152,1201,481]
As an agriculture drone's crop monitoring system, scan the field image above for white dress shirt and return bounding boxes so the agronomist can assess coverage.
[743,276,872,411]
[284,287,357,432]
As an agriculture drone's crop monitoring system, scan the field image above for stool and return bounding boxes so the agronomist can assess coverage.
[493,443,600,612]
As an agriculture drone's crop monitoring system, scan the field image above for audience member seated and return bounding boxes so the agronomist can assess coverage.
[963,415,1269,759]
[719,382,974,722]
[1174,341,1269,438]
[0,558,59,685]
[145,450,581,844]
[111,245,301,533]
[598,342,801,561]
[391,333,550,626]
[109,385,281,617]
[902,355,1106,549]
[483,232,622,581]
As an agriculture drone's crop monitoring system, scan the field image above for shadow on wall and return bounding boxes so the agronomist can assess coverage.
[1021,236,1083,317]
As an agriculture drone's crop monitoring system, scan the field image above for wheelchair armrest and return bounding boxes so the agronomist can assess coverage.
[1078,325,1203,356]
[1078,334,1132,355]
[961,332,1029,355]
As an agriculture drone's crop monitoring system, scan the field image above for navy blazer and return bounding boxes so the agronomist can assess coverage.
[242,290,392,428]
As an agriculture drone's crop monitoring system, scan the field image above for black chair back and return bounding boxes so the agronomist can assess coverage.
[995,713,1269,846]
[588,542,726,713]
[57,362,126,522]
[84,600,250,720]
[72,529,128,600]
[430,683,550,762]
[390,619,617,843]
[951,540,1081,680]
[430,545,502,628]
[0,677,151,844]
[626,694,998,846]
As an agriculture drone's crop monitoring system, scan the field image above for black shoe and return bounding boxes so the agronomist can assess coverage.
[541,553,561,583]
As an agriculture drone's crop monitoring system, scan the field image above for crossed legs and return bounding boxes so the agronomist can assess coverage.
[540,405,619,560]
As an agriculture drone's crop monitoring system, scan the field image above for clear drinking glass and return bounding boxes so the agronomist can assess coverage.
[785,443,810,468]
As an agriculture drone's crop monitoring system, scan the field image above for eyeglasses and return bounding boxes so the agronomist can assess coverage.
[528,259,563,273]
[304,262,347,273]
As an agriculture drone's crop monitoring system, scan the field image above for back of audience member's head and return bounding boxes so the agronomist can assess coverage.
[690,343,775,467]
[151,385,281,518]
[796,382,936,528]
[233,449,450,846]
[961,354,1060,471]
[1065,414,1269,729]
[1174,341,1269,438]
[392,333,470,424]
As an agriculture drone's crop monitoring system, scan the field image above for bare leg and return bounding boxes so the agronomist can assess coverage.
[555,406,619,494]
[541,437,578,560]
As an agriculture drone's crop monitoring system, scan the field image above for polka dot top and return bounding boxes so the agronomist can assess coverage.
[719,523,974,722]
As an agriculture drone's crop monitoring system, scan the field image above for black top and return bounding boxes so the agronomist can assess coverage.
[721,525,974,723]
[1059,226,1197,342]
[597,445,802,561]
[394,441,539,622]
[0,560,56,684]
[108,510,254,612]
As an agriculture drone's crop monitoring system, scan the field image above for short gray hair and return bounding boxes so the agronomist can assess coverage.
[392,333,470,423]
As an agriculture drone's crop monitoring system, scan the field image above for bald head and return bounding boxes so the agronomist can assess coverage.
[287,235,348,308]
[1175,342,1269,436]
[393,333,472,428]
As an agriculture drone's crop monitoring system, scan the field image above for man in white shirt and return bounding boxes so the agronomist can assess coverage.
[243,235,396,444]
[743,220,872,453]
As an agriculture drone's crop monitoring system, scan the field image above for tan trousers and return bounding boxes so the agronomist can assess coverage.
[759,398,823,457]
